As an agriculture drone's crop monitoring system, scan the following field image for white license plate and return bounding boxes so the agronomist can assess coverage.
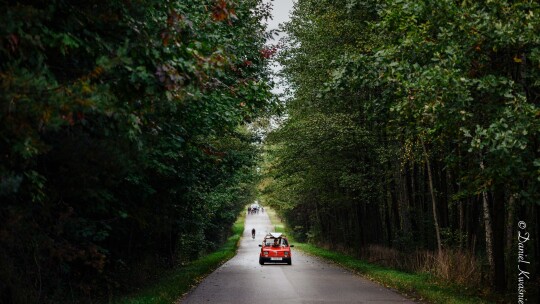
[270,257,282,261]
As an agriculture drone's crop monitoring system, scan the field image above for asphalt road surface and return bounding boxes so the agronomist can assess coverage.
[180,211,414,304]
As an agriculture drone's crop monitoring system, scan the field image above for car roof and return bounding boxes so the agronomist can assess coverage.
[264,232,286,239]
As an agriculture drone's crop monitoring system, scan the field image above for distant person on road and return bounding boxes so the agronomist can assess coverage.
[251,228,256,239]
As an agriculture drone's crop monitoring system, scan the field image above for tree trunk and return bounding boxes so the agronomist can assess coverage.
[421,139,442,255]
[400,167,411,236]
[493,186,506,291]
[482,192,494,265]
[505,194,516,256]
[480,160,494,279]
[459,200,465,248]
[385,185,393,246]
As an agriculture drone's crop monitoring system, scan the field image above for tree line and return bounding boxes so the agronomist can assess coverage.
[262,0,539,295]
[0,0,275,302]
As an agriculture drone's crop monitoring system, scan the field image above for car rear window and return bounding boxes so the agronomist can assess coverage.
[263,237,288,246]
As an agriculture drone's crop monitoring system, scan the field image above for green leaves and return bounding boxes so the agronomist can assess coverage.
[264,0,540,282]
[0,0,274,301]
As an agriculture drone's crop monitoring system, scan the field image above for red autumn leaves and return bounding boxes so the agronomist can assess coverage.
[212,0,237,23]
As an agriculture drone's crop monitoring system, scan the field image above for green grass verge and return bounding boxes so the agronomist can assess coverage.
[113,213,245,304]
[293,244,491,304]
[265,208,491,304]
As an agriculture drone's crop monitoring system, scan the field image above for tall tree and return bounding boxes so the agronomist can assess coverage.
[264,0,539,294]
[0,0,276,302]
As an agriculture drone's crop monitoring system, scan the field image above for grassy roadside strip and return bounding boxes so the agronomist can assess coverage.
[114,213,245,304]
[265,208,490,304]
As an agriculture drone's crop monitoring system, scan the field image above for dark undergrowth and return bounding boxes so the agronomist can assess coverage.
[266,208,517,304]
[112,213,244,304]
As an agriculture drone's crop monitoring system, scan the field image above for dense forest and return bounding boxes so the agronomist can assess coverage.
[0,0,276,302]
[262,0,539,296]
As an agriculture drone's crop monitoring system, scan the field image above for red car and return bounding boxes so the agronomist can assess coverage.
[258,232,294,265]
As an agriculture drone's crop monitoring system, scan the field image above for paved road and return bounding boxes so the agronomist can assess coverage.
[180,211,414,304]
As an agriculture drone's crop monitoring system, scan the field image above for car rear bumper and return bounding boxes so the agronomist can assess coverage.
[259,257,291,264]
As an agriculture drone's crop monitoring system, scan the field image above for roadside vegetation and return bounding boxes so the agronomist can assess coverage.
[0,1,276,302]
[266,208,494,304]
[261,0,539,301]
[114,214,244,304]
